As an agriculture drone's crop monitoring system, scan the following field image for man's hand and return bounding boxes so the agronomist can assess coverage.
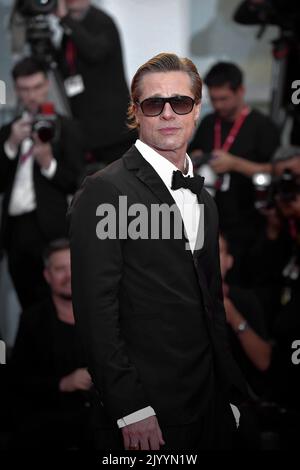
[7,117,32,152]
[122,415,165,451]
[210,149,235,174]
[32,134,53,170]
[55,0,68,18]
[274,157,300,176]
[59,368,92,392]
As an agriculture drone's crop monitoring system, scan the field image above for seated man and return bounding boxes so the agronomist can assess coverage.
[254,154,300,448]
[248,149,300,330]
[264,160,300,410]
[8,239,93,449]
[0,57,84,309]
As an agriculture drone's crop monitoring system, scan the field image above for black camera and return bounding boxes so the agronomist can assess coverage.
[253,170,300,210]
[13,0,58,63]
[17,0,58,16]
[32,102,57,143]
[275,170,300,203]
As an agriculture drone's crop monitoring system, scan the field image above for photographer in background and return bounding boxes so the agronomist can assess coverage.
[220,234,271,398]
[249,150,300,447]
[0,57,84,310]
[219,234,272,448]
[233,0,300,28]
[234,0,300,145]
[250,148,300,295]
[55,0,136,166]
[189,62,279,285]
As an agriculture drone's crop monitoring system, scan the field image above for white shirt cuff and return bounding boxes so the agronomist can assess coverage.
[230,403,240,428]
[117,406,156,428]
[4,140,18,160]
[40,158,57,179]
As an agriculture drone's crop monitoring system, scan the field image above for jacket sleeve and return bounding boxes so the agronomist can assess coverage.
[60,13,119,64]
[0,123,18,193]
[46,117,84,194]
[69,175,150,422]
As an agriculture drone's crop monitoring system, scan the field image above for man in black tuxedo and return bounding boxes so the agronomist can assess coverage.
[0,57,83,309]
[69,53,246,451]
[55,0,136,165]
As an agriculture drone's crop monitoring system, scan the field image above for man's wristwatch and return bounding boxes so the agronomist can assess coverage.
[235,320,248,334]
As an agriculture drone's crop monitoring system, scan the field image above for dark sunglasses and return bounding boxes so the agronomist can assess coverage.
[136,95,196,116]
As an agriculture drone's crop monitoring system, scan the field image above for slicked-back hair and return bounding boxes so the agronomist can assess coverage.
[127,52,202,129]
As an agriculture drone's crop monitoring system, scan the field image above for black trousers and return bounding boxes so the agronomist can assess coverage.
[6,211,49,310]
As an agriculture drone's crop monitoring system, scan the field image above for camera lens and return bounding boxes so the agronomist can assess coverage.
[252,173,272,210]
[24,0,57,14]
[252,173,271,188]
[35,0,51,6]
[34,120,55,142]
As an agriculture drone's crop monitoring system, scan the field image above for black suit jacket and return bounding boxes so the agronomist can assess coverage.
[58,6,131,149]
[69,146,246,426]
[0,115,84,249]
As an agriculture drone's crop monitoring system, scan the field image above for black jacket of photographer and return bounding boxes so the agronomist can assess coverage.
[57,6,130,151]
[189,109,280,235]
[0,114,84,250]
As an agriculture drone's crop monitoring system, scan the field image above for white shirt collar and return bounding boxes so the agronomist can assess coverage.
[135,139,194,190]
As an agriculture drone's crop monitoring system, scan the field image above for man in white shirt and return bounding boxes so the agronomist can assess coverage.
[0,57,83,309]
[69,53,246,451]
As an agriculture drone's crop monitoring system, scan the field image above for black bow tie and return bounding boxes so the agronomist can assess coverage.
[171,170,205,195]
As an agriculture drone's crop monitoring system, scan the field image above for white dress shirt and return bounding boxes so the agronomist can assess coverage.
[117,139,202,429]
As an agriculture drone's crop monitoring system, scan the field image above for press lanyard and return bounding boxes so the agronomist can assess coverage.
[65,38,77,76]
[214,106,250,152]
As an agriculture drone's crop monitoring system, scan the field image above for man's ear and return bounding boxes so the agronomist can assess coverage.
[132,102,139,126]
[194,102,201,124]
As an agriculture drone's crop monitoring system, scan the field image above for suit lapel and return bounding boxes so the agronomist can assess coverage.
[123,146,177,208]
